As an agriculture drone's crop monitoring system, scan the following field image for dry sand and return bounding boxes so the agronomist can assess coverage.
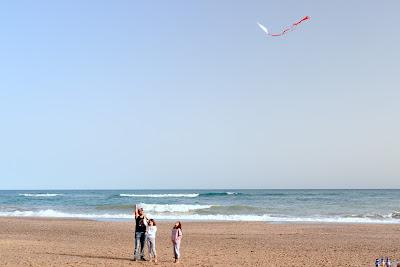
[0,217,399,266]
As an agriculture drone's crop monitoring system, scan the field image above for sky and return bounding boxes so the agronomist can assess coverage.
[0,1,399,189]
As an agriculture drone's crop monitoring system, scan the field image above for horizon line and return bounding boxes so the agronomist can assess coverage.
[1,188,400,191]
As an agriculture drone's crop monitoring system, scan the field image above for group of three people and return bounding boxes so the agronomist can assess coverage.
[134,205,183,263]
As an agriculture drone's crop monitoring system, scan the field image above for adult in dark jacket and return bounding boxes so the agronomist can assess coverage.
[133,204,148,261]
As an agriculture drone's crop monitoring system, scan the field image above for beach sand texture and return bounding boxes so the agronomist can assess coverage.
[0,217,399,266]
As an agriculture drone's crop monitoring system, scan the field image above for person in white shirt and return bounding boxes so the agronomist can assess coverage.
[146,219,157,263]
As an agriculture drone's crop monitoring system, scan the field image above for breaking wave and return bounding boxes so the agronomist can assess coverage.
[18,193,63,197]
[119,192,244,198]
[1,209,400,224]
[139,203,212,213]
[199,192,242,197]
[119,193,199,198]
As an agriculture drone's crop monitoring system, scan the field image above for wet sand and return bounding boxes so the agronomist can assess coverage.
[0,217,399,266]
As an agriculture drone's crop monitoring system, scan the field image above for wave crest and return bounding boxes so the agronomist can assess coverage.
[390,211,400,219]
[96,203,212,213]
[19,193,63,197]
[119,193,199,198]
[139,203,211,213]
[199,192,242,197]
[1,209,400,223]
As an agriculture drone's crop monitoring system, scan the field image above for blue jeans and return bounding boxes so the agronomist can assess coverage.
[134,232,146,259]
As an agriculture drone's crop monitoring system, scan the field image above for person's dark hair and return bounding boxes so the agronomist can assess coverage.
[174,221,182,230]
[149,219,156,226]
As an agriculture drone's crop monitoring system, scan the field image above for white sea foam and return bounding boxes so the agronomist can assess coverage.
[139,203,211,213]
[0,209,132,219]
[119,193,199,198]
[18,193,63,197]
[150,214,400,223]
[1,210,400,224]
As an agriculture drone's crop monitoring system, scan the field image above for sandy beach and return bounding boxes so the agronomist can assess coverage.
[0,218,399,266]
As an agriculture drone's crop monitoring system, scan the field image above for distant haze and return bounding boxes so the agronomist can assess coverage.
[0,1,399,189]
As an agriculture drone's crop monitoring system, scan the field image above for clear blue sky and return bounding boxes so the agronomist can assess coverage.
[0,1,399,189]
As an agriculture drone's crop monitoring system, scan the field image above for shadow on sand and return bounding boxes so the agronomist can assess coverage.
[42,252,136,262]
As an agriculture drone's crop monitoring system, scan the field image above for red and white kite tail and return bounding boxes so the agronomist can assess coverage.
[293,16,310,26]
[258,16,310,37]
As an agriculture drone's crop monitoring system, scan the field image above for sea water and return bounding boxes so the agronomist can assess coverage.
[0,189,399,223]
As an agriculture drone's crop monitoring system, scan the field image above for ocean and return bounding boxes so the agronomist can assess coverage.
[0,189,399,223]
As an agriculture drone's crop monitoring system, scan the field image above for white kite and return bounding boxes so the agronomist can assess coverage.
[257,22,269,35]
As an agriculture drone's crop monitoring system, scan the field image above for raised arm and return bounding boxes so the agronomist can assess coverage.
[134,204,138,218]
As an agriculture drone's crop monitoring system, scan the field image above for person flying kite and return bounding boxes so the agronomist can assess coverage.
[258,16,310,37]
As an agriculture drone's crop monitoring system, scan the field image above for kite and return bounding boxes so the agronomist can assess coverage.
[257,16,310,37]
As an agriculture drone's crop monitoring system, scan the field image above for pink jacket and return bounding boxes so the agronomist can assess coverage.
[171,228,182,242]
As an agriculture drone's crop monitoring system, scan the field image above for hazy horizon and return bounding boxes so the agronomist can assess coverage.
[1,1,399,189]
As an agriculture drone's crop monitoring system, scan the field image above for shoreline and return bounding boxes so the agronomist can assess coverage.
[1,215,400,225]
[1,217,400,266]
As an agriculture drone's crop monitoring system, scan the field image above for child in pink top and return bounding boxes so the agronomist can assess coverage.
[171,221,183,263]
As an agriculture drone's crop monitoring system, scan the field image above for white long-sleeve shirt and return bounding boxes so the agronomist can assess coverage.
[147,225,157,238]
